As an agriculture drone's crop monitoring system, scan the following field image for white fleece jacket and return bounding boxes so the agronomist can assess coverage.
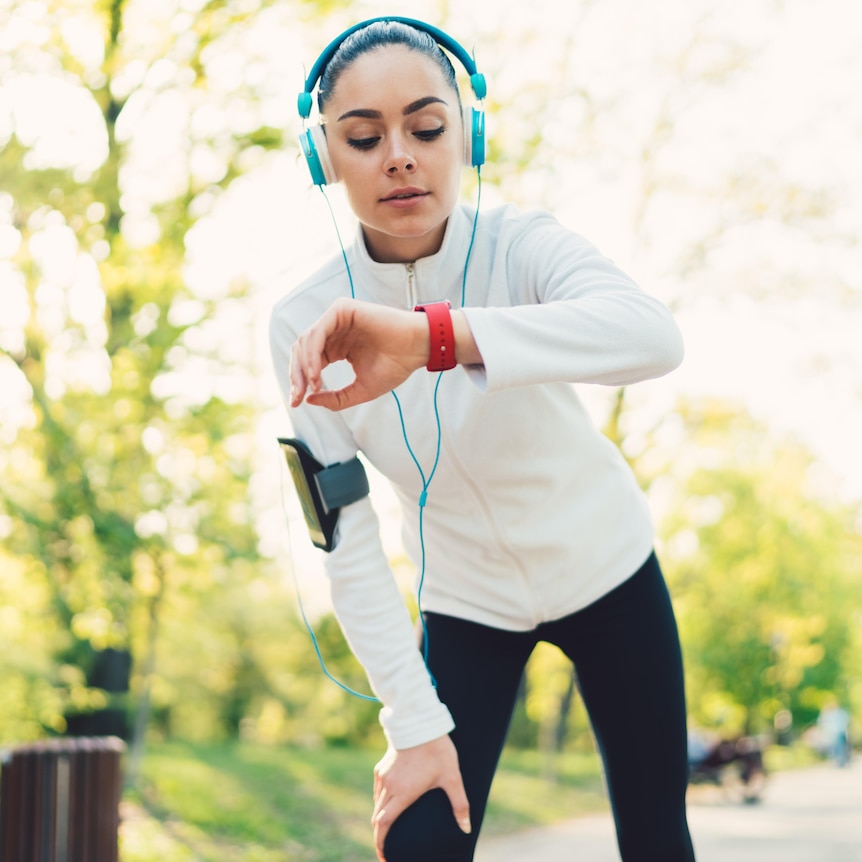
[269,203,684,750]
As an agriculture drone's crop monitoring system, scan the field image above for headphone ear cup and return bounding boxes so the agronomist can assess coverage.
[299,125,338,186]
[463,106,485,168]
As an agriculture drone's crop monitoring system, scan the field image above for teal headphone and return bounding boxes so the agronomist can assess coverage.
[297,17,487,186]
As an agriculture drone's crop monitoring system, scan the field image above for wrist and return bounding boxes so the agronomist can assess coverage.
[413,300,456,372]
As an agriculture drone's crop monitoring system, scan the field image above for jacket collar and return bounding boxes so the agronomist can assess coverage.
[350,205,476,309]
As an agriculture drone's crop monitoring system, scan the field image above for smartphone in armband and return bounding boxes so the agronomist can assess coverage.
[277,437,369,552]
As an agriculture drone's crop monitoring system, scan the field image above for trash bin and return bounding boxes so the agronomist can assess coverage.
[0,736,125,862]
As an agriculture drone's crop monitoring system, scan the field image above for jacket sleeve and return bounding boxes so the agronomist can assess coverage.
[269,305,455,750]
[460,211,684,392]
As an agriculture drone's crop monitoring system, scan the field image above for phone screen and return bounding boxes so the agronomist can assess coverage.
[278,438,339,551]
[284,447,327,548]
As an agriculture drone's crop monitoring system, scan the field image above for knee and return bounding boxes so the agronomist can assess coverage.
[384,789,475,862]
[617,821,695,862]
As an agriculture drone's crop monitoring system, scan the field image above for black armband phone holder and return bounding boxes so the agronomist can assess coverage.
[277,437,370,552]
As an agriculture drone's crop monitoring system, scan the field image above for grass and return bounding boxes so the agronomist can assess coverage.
[119,739,829,859]
[120,742,608,862]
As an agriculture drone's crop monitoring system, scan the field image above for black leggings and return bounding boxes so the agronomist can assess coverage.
[384,552,696,862]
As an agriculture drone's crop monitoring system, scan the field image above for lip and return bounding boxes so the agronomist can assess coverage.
[380,187,430,208]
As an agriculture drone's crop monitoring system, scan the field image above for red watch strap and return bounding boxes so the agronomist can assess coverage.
[414,300,456,372]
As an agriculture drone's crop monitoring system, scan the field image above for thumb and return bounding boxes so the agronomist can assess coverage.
[443,776,472,834]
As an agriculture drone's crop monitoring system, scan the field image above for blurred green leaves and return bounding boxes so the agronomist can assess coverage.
[656,401,862,733]
[0,0,304,746]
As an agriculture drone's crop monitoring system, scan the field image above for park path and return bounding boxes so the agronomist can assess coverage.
[475,757,862,861]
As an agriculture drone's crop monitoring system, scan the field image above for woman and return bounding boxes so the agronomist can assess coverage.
[271,17,695,862]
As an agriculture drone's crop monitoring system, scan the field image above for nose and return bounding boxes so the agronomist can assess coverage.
[384,133,415,174]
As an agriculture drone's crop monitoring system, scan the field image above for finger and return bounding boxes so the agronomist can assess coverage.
[296,307,342,395]
[290,330,326,404]
[373,770,383,804]
[373,804,398,862]
[372,817,387,862]
[373,786,410,861]
[443,777,472,834]
[288,343,308,407]
[372,781,387,818]
[297,332,325,396]
[306,384,359,412]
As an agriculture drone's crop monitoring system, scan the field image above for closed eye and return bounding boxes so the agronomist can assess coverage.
[415,127,446,141]
[346,136,380,151]
[346,127,446,151]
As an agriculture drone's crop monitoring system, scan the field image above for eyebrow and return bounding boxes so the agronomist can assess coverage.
[337,96,448,122]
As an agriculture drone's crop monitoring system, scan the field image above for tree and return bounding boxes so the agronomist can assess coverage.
[655,400,862,733]
[0,0,319,756]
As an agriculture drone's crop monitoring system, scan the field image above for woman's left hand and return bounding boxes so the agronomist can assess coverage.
[289,298,428,411]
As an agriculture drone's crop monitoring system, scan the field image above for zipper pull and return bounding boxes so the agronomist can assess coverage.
[405,262,416,307]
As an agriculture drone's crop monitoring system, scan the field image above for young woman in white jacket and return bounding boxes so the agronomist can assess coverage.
[271,17,696,862]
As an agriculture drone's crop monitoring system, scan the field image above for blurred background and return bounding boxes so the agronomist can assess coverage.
[1,0,860,858]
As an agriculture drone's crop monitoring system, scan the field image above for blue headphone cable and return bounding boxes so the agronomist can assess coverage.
[279,462,380,701]
[286,170,482,700]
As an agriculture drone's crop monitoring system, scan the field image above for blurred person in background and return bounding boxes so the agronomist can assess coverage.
[818,699,851,767]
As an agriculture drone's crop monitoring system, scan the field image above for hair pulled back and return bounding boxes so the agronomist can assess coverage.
[317,20,461,112]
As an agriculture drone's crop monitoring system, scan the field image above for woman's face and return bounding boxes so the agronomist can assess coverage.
[322,45,464,263]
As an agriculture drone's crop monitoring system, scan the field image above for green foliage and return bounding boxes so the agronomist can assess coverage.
[655,401,862,734]
[0,0,318,745]
[505,643,594,757]
[0,547,69,740]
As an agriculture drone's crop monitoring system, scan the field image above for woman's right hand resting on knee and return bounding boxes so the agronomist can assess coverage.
[372,733,472,862]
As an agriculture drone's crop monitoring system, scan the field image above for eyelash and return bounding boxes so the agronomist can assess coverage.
[346,126,447,151]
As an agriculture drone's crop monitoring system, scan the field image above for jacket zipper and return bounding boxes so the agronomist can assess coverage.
[405,262,417,308]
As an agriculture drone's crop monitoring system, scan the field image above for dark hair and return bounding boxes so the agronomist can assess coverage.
[317,20,461,112]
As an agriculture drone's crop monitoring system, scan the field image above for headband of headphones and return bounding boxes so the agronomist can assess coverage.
[297,17,487,118]
[297,17,487,184]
